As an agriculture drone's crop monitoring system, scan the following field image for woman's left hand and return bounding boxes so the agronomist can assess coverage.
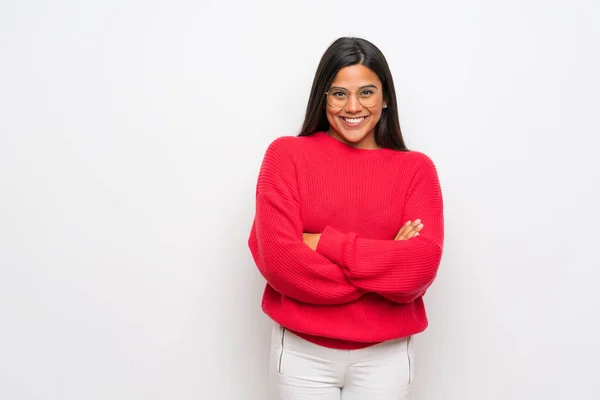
[302,233,321,251]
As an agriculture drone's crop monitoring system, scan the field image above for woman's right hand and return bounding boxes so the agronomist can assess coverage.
[394,219,423,240]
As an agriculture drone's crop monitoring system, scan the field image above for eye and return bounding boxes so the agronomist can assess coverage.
[360,89,375,96]
[330,91,348,98]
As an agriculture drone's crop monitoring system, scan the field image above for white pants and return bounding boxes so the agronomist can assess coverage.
[269,324,414,400]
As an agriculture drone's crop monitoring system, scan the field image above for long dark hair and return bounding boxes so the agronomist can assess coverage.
[298,37,407,151]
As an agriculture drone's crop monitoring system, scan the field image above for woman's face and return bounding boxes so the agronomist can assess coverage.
[325,64,386,150]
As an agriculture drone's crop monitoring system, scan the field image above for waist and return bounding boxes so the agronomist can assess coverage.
[289,329,380,350]
[261,285,428,349]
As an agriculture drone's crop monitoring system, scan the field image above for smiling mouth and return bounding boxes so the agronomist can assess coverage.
[341,116,367,125]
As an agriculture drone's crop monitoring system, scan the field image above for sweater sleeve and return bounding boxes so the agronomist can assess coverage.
[315,155,444,303]
[248,137,366,305]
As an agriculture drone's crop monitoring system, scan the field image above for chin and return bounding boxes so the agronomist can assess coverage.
[336,127,371,142]
[342,133,368,143]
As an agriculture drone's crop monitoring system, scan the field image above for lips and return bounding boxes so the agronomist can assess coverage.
[340,116,368,127]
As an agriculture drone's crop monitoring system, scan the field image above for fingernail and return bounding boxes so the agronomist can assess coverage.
[405,221,411,225]
[415,233,420,236]
[414,219,421,224]
[418,224,424,228]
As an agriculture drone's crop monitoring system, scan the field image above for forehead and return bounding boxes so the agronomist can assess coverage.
[330,64,381,88]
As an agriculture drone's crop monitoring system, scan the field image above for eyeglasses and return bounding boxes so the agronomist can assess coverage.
[324,86,382,108]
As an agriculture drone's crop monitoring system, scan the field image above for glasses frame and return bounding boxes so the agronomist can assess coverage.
[324,86,383,109]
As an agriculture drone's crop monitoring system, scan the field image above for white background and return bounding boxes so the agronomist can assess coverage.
[1,1,599,399]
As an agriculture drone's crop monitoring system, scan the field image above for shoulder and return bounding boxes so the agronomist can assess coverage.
[265,135,299,153]
[263,134,318,159]
[260,135,310,175]
[393,150,438,170]
[261,136,295,163]
[267,135,297,149]
[391,150,441,188]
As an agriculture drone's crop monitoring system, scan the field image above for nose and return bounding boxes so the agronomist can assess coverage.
[345,93,362,113]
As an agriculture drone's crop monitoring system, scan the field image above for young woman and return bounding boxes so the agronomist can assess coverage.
[248,37,444,400]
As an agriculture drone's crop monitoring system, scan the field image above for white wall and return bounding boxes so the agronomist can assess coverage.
[1,1,599,399]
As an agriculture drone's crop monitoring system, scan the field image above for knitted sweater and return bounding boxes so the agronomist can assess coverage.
[248,131,444,349]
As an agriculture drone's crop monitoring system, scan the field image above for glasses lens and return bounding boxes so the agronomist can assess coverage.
[358,87,379,108]
[327,90,349,108]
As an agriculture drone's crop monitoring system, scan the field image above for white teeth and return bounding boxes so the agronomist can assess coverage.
[343,117,365,124]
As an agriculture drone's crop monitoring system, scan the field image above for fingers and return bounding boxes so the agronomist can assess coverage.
[395,219,424,240]
[400,220,422,240]
[409,219,423,238]
[394,220,412,240]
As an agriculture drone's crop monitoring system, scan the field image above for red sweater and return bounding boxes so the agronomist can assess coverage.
[248,131,444,349]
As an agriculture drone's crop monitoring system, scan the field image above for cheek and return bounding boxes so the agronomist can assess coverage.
[325,107,340,124]
[369,109,383,125]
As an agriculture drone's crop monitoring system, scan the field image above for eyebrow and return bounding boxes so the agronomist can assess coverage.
[328,84,379,91]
